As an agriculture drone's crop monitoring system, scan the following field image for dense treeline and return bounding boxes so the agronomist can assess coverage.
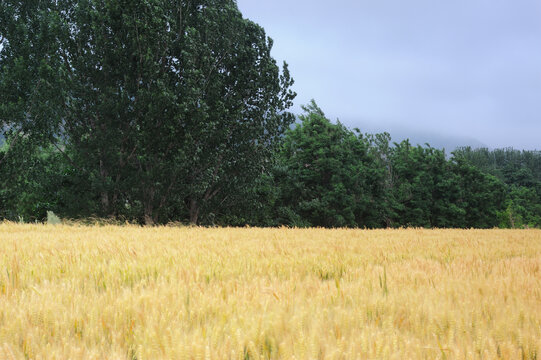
[1,0,295,225]
[1,1,539,228]
[226,101,540,229]
[453,147,541,228]
[2,100,540,228]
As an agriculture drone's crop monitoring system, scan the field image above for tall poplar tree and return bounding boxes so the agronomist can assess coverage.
[0,0,295,224]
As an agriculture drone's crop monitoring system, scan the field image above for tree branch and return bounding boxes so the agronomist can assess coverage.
[0,129,22,167]
[51,139,86,174]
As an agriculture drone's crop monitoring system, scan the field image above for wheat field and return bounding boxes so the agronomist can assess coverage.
[0,224,540,359]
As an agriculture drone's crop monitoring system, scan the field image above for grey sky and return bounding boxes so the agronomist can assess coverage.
[237,0,541,150]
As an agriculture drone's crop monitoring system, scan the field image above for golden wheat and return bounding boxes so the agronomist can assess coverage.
[0,224,540,359]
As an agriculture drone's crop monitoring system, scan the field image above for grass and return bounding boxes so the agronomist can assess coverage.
[0,224,540,359]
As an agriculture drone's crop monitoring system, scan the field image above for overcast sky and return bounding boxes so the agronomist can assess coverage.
[237,0,541,150]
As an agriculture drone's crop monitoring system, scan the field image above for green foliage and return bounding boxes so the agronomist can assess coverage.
[0,133,96,221]
[0,0,295,225]
[454,147,541,228]
[275,100,381,227]
[267,101,516,229]
[450,158,506,228]
[0,136,58,221]
[497,186,541,228]
[380,141,465,228]
[1,1,538,228]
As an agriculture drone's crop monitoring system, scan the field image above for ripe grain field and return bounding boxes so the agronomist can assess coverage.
[0,224,540,359]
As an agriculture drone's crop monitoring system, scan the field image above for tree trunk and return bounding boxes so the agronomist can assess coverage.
[143,187,156,226]
[99,158,110,214]
[100,191,110,214]
[189,199,199,225]
[144,213,154,226]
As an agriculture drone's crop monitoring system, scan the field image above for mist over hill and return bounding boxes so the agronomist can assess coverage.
[371,127,487,153]
[336,118,488,153]
[292,116,488,153]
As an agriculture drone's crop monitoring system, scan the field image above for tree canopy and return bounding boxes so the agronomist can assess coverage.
[1,2,539,228]
[0,0,295,224]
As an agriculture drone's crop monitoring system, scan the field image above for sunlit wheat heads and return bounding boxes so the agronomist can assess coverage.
[0,224,540,359]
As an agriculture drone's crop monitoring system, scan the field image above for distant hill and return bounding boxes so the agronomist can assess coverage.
[381,128,487,153]
[335,118,487,153]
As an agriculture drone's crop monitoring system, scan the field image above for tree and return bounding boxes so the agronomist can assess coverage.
[450,157,506,228]
[498,185,541,228]
[384,142,464,228]
[0,136,60,221]
[276,101,380,228]
[452,147,541,228]
[0,0,295,224]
